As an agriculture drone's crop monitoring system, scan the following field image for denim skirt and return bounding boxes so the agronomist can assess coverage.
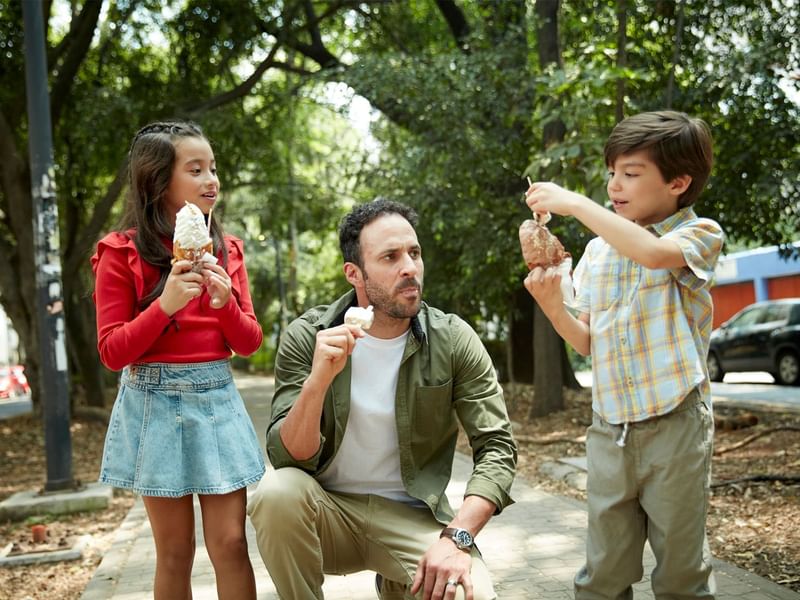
[99,360,266,497]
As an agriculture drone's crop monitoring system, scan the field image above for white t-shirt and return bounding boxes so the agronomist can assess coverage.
[316,329,417,503]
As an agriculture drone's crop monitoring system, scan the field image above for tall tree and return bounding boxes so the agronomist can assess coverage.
[529,0,569,418]
[663,0,684,109]
[615,0,627,121]
[256,1,583,409]
[0,0,355,408]
[2,0,797,421]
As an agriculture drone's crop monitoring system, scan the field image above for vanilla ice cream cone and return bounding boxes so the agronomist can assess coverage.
[344,305,374,330]
[173,202,215,272]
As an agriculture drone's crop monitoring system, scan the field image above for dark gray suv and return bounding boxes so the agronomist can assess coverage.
[707,298,800,385]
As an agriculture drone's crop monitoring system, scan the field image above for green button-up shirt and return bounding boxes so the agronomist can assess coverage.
[266,290,517,524]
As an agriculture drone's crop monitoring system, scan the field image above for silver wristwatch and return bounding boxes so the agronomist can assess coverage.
[440,527,474,551]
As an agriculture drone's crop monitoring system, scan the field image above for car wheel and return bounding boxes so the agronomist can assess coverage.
[775,351,800,386]
[707,352,725,382]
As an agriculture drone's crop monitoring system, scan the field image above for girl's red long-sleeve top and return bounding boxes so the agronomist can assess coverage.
[92,231,263,371]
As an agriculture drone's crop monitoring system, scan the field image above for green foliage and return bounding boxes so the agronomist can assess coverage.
[3,0,798,388]
[0,0,376,380]
[539,0,800,253]
[342,30,536,322]
[220,80,372,351]
[333,0,799,340]
[23,514,53,526]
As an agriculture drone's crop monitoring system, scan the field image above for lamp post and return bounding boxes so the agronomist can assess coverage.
[22,0,75,492]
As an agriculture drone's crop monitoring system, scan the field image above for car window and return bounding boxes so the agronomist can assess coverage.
[761,304,790,325]
[791,304,800,325]
[728,307,764,328]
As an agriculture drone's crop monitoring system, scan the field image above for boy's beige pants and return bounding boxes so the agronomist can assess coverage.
[575,389,717,599]
[247,466,496,600]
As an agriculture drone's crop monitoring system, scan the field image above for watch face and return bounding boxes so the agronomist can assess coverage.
[454,529,473,548]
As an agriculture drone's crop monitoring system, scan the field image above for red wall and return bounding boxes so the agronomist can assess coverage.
[711,282,755,327]
[767,274,800,298]
[710,274,800,328]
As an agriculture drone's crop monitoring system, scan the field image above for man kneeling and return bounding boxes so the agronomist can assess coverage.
[248,199,517,599]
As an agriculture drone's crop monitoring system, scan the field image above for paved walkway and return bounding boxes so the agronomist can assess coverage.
[81,373,800,599]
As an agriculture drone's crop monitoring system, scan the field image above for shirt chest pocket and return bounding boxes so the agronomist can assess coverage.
[591,262,622,310]
[641,266,672,289]
[412,380,455,445]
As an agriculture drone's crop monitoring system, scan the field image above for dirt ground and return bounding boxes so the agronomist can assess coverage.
[1,384,799,599]
[0,415,135,600]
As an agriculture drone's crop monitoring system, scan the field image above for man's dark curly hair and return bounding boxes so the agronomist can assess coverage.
[338,198,418,268]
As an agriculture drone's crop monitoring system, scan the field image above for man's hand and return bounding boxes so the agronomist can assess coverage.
[278,322,365,461]
[307,324,364,389]
[410,538,474,600]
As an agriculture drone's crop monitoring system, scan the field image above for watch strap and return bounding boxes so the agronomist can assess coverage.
[440,527,474,550]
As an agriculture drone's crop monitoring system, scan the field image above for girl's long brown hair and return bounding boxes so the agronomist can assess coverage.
[119,121,227,309]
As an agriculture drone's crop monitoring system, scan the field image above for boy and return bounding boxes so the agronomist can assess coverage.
[524,111,723,599]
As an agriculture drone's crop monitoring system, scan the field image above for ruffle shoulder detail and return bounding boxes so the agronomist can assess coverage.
[91,231,147,299]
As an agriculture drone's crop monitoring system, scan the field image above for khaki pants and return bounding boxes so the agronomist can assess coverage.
[247,467,495,600]
[575,390,717,599]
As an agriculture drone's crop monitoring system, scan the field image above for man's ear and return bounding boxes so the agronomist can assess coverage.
[670,174,692,196]
[343,262,362,287]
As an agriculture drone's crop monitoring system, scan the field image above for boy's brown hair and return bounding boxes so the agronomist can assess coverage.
[604,111,713,208]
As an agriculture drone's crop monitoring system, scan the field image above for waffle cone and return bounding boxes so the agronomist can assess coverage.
[173,241,214,271]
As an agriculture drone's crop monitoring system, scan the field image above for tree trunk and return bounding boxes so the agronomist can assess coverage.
[530,0,568,416]
[535,0,566,144]
[508,287,534,383]
[273,236,289,338]
[664,0,685,108]
[284,56,300,318]
[529,304,564,418]
[616,0,627,122]
[11,305,43,414]
[288,214,299,317]
[0,155,45,411]
[560,342,581,389]
[64,290,107,408]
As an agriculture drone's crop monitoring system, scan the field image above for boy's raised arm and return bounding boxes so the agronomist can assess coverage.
[526,181,688,270]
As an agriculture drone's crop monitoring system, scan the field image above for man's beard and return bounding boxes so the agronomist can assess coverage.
[364,275,423,320]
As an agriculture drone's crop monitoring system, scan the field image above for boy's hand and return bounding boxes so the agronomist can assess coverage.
[524,266,564,315]
[525,181,585,217]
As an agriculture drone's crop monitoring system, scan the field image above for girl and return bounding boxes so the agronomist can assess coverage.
[92,121,265,600]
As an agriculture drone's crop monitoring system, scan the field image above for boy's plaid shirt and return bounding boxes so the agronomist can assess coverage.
[571,207,724,424]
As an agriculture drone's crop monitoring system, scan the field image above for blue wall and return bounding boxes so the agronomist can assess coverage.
[715,241,800,302]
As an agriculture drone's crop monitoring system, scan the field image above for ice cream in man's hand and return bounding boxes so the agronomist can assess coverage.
[344,305,374,330]
[519,213,570,270]
[173,202,217,272]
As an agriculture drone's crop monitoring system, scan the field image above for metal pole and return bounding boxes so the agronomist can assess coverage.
[22,0,75,492]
